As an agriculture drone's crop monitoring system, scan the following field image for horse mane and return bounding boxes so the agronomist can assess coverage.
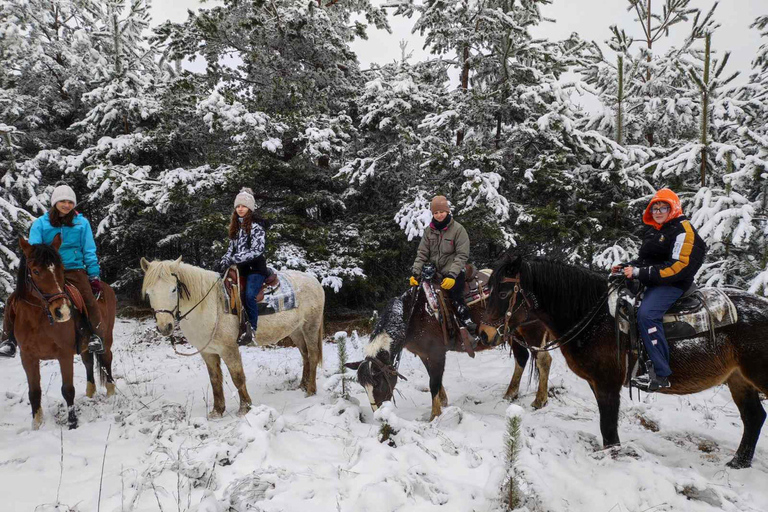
[141,260,219,301]
[15,244,63,301]
[365,296,407,358]
[492,257,608,334]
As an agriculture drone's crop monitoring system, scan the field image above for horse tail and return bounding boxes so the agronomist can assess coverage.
[527,349,539,388]
[317,319,324,369]
[96,352,108,388]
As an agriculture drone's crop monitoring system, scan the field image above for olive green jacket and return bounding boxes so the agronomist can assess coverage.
[412,218,470,278]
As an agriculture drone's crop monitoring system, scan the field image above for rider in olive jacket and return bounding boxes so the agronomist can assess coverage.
[410,195,475,334]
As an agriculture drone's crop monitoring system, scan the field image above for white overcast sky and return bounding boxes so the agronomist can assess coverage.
[151,1,765,80]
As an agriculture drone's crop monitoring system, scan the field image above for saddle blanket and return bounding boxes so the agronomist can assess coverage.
[610,287,738,340]
[258,272,298,315]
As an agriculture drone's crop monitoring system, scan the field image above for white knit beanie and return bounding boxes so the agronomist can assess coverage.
[234,187,255,211]
[50,184,77,207]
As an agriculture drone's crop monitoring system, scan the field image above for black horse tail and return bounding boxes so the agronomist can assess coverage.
[95,352,110,388]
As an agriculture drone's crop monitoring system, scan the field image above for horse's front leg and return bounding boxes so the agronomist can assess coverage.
[420,351,446,421]
[81,350,96,398]
[220,346,253,415]
[201,352,226,417]
[532,350,552,410]
[21,351,44,429]
[59,353,78,429]
[504,342,529,401]
[591,382,621,447]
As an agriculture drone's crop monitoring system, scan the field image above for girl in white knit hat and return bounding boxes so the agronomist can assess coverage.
[219,188,270,344]
[0,183,105,357]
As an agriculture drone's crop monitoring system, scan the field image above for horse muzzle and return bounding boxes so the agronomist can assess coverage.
[50,302,71,323]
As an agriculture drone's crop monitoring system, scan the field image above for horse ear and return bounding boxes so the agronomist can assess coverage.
[345,361,362,370]
[510,255,523,270]
[140,257,151,273]
[171,256,182,271]
[51,233,62,251]
[18,237,32,257]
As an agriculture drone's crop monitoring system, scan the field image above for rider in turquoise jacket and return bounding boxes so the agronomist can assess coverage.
[29,212,101,278]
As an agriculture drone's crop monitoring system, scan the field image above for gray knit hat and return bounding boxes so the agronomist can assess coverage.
[234,187,256,211]
[50,184,77,207]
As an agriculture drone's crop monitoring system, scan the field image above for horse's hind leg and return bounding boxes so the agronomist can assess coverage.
[295,333,311,393]
[532,350,552,410]
[420,351,446,421]
[220,346,252,415]
[81,351,96,398]
[726,371,766,469]
[200,352,226,418]
[504,343,529,401]
[59,354,78,429]
[21,352,43,429]
[98,350,116,397]
[591,382,621,448]
[302,324,322,396]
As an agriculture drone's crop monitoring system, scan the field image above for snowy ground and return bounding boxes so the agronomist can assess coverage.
[0,318,767,512]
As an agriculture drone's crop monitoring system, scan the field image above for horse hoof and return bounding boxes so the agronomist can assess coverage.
[504,392,519,402]
[68,420,78,430]
[209,409,224,419]
[106,383,116,398]
[32,410,43,430]
[531,399,548,410]
[726,457,751,469]
[86,382,96,398]
[305,387,317,397]
[238,405,252,416]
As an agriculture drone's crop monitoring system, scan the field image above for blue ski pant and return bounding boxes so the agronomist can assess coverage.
[244,272,266,330]
[637,285,683,378]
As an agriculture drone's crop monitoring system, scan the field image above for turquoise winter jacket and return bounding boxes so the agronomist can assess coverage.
[28,212,101,278]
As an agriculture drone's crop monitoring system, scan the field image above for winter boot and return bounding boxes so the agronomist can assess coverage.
[238,322,254,346]
[87,334,105,354]
[631,361,671,392]
[455,304,477,335]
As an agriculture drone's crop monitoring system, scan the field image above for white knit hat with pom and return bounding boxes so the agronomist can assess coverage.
[234,187,256,211]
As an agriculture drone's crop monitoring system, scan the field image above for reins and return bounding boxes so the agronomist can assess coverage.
[23,268,71,325]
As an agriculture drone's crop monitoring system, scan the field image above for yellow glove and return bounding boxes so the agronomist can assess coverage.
[409,276,419,286]
[441,277,456,290]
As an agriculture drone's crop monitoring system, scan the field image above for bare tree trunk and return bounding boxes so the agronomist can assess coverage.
[699,33,711,188]
[616,55,624,144]
[457,45,470,146]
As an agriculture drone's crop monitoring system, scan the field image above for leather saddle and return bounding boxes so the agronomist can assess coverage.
[223,266,279,316]
[64,283,87,317]
[463,264,491,305]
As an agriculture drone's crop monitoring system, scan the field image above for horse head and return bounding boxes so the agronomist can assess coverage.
[478,253,526,343]
[19,235,71,323]
[140,256,185,335]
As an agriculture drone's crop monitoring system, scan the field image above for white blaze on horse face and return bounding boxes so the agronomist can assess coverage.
[364,332,392,358]
[365,384,378,411]
[47,264,62,292]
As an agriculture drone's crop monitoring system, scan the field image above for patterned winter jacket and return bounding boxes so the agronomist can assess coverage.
[220,220,267,275]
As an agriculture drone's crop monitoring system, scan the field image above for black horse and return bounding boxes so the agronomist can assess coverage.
[481,253,768,468]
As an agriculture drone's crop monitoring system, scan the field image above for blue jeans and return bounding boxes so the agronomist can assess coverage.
[244,273,266,330]
[637,285,683,378]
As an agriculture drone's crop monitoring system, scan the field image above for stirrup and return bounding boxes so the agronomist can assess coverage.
[0,339,17,358]
[237,323,254,346]
[88,335,105,354]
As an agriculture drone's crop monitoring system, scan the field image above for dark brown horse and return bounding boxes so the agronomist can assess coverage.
[7,236,116,429]
[480,254,768,468]
[346,279,552,419]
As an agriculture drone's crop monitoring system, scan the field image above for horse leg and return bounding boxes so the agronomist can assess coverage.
[591,383,621,447]
[302,324,322,397]
[438,386,448,407]
[81,350,96,398]
[420,352,446,421]
[59,354,78,429]
[200,352,226,417]
[504,343,529,401]
[21,352,43,429]
[725,371,766,469]
[531,350,552,410]
[98,350,116,397]
[220,346,253,415]
[295,333,311,393]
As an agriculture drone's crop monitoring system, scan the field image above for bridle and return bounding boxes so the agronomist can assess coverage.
[24,267,71,325]
[149,273,218,324]
[484,275,542,343]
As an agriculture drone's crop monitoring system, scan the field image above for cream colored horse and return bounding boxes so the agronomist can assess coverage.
[140,257,324,416]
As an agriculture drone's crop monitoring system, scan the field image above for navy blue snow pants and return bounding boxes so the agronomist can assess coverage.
[637,285,683,378]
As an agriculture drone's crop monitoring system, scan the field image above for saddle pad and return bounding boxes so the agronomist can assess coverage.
[465,269,492,306]
[65,283,87,316]
[662,288,738,337]
[610,287,738,338]
[258,272,298,314]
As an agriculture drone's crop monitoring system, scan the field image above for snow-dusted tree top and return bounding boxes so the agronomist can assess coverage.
[2,0,768,311]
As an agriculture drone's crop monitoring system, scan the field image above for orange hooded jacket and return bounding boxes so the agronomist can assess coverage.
[642,188,683,230]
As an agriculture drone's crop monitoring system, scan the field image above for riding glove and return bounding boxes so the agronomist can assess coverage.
[89,277,102,299]
[409,276,419,286]
[440,277,456,290]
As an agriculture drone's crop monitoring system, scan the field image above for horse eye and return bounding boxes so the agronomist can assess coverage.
[500,291,511,299]
[33,269,40,275]
[171,287,177,293]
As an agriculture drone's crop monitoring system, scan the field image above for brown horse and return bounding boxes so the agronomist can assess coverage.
[7,236,116,429]
[346,280,552,420]
[481,254,768,468]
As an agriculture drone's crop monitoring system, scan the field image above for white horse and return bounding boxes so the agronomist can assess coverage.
[140,257,325,416]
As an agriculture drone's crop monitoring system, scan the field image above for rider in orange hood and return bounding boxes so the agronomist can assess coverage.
[611,188,707,392]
